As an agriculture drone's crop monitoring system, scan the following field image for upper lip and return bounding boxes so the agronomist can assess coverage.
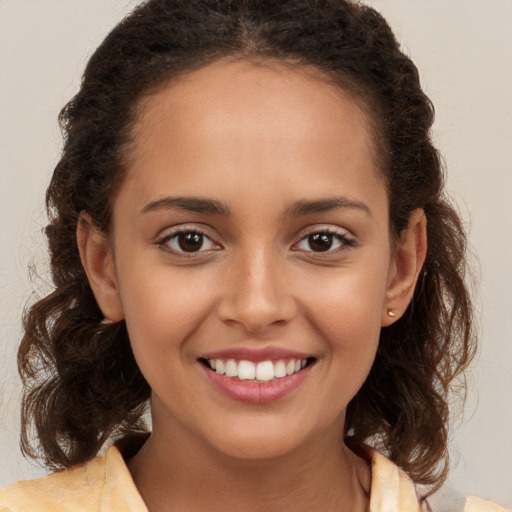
[199,346,313,362]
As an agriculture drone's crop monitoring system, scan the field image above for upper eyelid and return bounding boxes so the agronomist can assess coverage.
[295,224,355,239]
[156,223,218,240]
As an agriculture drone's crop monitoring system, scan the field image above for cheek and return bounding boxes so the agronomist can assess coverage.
[300,254,390,370]
[117,265,218,355]
[305,263,389,329]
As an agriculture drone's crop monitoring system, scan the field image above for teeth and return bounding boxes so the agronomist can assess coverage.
[215,359,225,375]
[274,360,287,378]
[208,358,309,382]
[238,360,256,380]
[225,359,237,377]
[256,361,274,381]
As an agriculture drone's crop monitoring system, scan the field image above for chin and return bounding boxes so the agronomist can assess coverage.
[201,418,323,463]
[213,436,301,462]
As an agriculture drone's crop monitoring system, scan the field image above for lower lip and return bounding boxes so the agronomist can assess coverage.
[201,364,312,405]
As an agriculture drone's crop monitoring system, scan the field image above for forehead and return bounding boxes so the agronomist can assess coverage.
[129,59,380,171]
[118,59,386,217]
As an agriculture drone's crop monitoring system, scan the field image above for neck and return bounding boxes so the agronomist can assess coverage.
[127,420,370,512]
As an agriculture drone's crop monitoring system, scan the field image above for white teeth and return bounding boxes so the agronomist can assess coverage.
[274,360,287,378]
[208,357,309,381]
[238,360,256,380]
[225,359,238,377]
[256,361,274,381]
[215,359,225,375]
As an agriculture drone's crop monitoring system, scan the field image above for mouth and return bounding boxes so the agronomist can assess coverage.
[199,357,316,383]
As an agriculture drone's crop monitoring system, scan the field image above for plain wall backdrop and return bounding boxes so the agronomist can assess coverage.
[1,0,511,507]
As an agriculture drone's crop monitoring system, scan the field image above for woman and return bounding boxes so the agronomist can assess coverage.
[0,1,507,510]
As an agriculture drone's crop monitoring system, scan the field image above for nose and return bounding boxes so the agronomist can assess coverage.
[217,246,297,334]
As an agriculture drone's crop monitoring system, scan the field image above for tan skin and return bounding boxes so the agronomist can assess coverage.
[78,60,426,512]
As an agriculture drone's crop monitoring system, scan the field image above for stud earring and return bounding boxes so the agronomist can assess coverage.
[387,309,396,317]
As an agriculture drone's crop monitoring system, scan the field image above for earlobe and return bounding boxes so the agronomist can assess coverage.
[76,213,124,322]
[382,209,427,326]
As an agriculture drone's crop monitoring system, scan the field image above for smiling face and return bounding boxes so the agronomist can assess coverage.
[80,59,418,461]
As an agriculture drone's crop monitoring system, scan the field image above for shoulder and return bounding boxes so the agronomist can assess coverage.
[426,484,510,512]
[427,486,510,511]
[0,446,147,512]
[368,448,509,512]
[0,452,109,512]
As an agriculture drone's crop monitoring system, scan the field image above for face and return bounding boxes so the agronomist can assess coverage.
[100,60,399,460]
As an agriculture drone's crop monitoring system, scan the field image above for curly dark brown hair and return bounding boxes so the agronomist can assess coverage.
[18,0,475,491]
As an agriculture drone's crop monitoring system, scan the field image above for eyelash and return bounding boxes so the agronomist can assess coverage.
[155,226,356,257]
[156,227,220,257]
[293,228,356,255]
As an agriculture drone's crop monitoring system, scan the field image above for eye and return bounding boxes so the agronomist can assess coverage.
[157,229,220,254]
[295,229,355,254]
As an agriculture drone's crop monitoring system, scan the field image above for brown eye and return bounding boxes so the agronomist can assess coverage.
[295,229,354,255]
[177,232,204,252]
[308,233,334,252]
[160,230,218,254]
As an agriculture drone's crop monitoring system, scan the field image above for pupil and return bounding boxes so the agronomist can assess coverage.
[178,232,203,252]
[309,233,332,252]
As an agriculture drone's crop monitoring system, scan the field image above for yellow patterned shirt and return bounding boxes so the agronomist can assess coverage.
[0,445,507,511]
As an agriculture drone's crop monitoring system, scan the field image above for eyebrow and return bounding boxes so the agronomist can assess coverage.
[141,196,231,216]
[286,197,371,217]
[140,195,371,217]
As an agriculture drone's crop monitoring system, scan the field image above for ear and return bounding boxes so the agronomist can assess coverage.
[76,213,124,322]
[381,209,427,326]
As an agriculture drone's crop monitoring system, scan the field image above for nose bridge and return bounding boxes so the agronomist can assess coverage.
[218,242,295,333]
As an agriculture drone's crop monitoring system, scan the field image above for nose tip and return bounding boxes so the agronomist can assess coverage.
[216,253,297,334]
[219,297,289,334]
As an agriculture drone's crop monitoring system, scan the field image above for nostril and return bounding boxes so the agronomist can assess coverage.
[216,265,297,332]
[217,300,298,334]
